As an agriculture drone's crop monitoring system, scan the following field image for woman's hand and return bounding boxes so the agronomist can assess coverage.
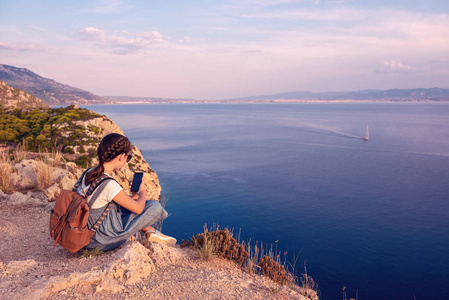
[138,180,146,197]
[114,179,147,214]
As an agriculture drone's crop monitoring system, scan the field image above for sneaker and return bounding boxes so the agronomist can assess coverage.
[145,230,177,246]
[134,231,144,240]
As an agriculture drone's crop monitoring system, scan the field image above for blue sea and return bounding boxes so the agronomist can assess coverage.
[88,102,449,300]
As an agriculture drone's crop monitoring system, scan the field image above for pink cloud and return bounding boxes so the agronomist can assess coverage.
[0,42,37,51]
[376,60,416,73]
[79,27,166,54]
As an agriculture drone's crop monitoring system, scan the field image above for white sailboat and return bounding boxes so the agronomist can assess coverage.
[363,124,369,141]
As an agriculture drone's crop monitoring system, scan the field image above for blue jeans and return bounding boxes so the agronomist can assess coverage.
[86,200,168,251]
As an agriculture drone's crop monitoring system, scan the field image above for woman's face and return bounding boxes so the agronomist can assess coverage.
[117,152,132,169]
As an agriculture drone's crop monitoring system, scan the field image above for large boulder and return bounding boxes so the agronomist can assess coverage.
[1,191,44,205]
[10,159,83,202]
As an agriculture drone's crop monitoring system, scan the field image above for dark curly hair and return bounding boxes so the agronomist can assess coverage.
[85,133,132,186]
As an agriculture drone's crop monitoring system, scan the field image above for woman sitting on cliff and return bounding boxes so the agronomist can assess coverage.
[74,133,176,251]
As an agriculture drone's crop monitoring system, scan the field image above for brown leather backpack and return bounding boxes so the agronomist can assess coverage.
[50,170,116,253]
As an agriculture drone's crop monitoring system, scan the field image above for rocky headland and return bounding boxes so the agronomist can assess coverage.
[0,157,316,300]
[0,81,317,299]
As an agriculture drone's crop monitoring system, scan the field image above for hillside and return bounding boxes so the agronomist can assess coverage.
[0,64,110,106]
[0,80,49,111]
[0,83,160,199]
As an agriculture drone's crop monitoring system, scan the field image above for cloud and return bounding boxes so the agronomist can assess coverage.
[80,27,106,39]
[376,60,416,73]
[244,0,307,6]
[251,0,354,4]
[331,0,354,3]
[85,0,131,14]
[0,42,38,51]
[79,27,165,54]
[237,6,365,21]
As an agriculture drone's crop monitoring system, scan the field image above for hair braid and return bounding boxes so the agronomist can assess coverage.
[85,133,132,186]
[101,137,126,162]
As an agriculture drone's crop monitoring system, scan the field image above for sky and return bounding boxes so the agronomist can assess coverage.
[1,0,449,100]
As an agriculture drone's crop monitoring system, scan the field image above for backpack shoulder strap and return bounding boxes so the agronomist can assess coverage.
[85,174,111,197]
[86,176,118,208]
[87,176,120,233]
[73,169,118,199]
[73,168,91,191]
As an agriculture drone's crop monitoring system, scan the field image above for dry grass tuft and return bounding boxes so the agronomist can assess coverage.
[245,239,291,286]
[299,263,318,299]
[242,239,262,274]
[50,147,65,167]
[38,146,65,167]
[81,248,104,258]
[0,148,12,193]
[183,225,319,296]
[12,141,28,163]
[32,158,53,190]
[192,226,217,261]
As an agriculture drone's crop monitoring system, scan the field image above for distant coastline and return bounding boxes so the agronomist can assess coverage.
[93,98,449,105]
[3,64,449,107]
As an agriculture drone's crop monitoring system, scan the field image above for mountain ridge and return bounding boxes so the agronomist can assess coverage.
[2,64,448,103]
[231,87,449,101]
[0,64,110,106]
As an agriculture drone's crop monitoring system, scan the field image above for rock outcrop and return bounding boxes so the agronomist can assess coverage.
[0,80,49,111]
[3,156,159,205]
[0,155,317,299]
[70,114,161,200]
[0,81,318,299]
[0,197,315,300]
[0,241,184,299]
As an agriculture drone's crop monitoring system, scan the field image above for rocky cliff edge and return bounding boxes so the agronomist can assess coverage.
[0,172,315,299]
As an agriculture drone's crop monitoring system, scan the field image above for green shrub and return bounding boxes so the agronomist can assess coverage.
[0,105,102,152]
[63,146,75,154]
[74,155,91,168]
[35,134,47,143]
[90,126,100,134]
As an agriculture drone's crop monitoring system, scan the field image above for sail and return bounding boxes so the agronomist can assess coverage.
[363,124,369,140]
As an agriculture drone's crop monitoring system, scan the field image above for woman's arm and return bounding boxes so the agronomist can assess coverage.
[112,182,147,214]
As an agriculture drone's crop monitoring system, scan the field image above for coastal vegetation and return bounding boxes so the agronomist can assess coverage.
[0,105,101,148]
[182,225,319,299]
[0,104,103,167]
